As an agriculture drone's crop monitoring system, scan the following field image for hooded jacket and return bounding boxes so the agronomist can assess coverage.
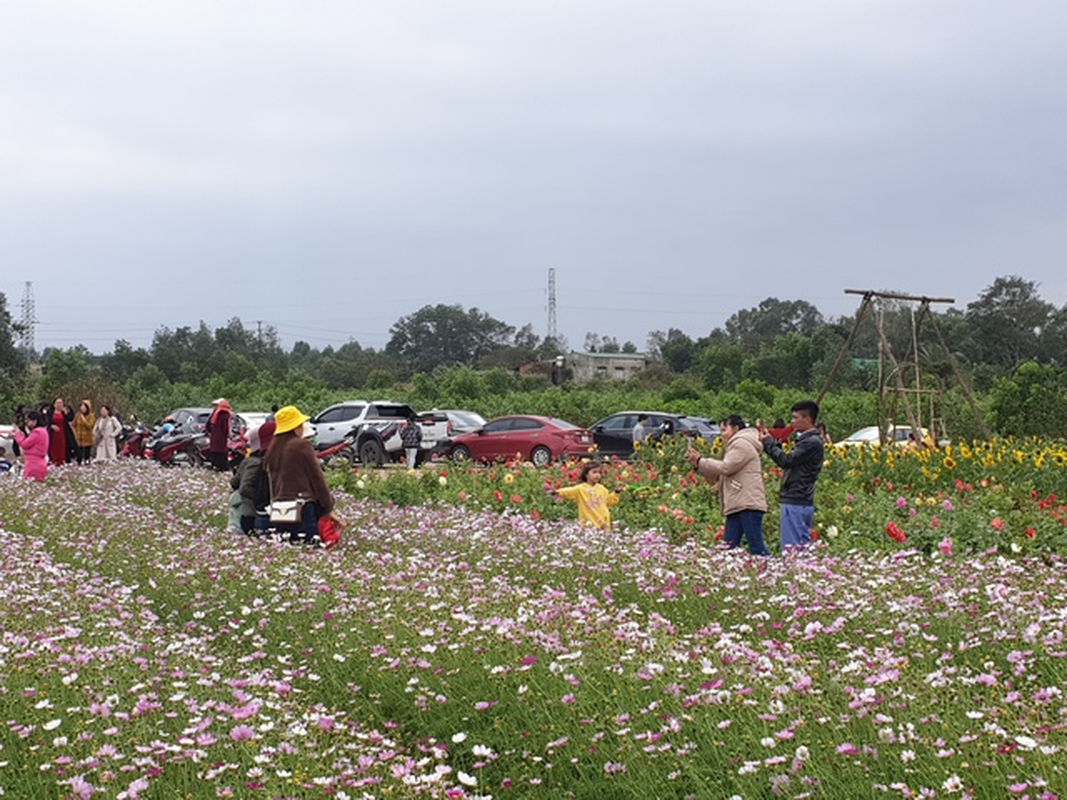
[72,400,96,447]
[694,426,767,516]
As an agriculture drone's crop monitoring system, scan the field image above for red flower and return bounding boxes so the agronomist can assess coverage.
[1025,527,1036,539]
[885,522,907,543]
[510,494,522,504]
[991,517,1005,531]
[493,490,503,502]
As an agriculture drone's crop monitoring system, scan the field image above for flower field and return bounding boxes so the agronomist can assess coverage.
[1,449,1066,798]
[339,434,1067,555]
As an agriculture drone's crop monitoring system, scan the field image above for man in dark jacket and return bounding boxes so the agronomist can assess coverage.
[761,399,823,552]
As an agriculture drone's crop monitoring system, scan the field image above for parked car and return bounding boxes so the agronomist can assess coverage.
[448,415,594,466]
[430,409,487,436]
[838,425,937,449]
[0,423,15,462]
[589,411,718,459]
[308,401,450,466]
[236,411,272,433]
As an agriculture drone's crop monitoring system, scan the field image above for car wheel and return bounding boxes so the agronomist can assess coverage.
[451,445,471,464]
[359,439,385,468]
[530,446,552,467]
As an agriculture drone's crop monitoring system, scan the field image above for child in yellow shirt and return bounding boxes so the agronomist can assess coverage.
[556,462,619,529]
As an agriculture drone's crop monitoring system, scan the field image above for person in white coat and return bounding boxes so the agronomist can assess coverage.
[93,405,123,461]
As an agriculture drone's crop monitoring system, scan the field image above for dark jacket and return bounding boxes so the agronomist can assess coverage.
[231,452,264,517]
[762,428,824,506]
[400,420,422,448]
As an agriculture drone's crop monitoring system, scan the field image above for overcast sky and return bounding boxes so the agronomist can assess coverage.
[2,1,1065,355]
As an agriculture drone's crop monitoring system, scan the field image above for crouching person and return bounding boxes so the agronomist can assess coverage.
[263,406,344,545]
[232,424,273,534]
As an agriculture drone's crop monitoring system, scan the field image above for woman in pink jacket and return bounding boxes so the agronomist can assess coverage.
[13,410,49,481]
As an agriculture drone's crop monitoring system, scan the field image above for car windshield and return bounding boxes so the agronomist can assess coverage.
[842,426,881,442]
[450,411,486,427]
[685,417,718,435]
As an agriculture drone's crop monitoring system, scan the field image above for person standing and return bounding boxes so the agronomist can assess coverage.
[48,398,73,466]
[632,414,654,445]
[71,400,96,464]
[685,415,770,556]
[93,405,122,462]
[760,400,824,552]
[400,413,422,467]
[14,410,49,481]
[206,398,233,472]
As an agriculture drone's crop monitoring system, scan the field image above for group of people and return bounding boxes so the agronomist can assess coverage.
[227,405,345,548]
[4,398,123,481]
[562,399,825,555]
[687,399,824,555]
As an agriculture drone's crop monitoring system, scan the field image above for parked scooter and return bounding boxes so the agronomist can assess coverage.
[144,424,207,467]
[119,418,153,458]
[145,423,248,470]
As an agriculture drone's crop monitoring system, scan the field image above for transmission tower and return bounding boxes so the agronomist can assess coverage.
[546,268,558,344]
[19,281,36,356]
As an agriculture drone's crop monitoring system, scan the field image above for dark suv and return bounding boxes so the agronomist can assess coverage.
[589,411,719,459]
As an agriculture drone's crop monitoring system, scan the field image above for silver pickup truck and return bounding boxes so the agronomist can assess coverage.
[308,401,450,467]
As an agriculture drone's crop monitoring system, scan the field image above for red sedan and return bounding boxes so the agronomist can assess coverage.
[448,415,594,466]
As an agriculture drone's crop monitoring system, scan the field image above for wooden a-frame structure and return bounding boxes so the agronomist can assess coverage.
[816,289,990,443]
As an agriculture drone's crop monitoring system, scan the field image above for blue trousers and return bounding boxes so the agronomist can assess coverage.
[723,509,770,556]
[779,504,814,552]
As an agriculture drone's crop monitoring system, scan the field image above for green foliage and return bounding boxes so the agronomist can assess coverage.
[990,362,1067,436]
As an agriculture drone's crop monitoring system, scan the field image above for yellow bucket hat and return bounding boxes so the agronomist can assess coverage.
[274,406,310,435]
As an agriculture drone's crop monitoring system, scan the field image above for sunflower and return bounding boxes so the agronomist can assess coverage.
[943,456,957,470]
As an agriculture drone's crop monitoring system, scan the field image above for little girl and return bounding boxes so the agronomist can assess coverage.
[556,461,620,529]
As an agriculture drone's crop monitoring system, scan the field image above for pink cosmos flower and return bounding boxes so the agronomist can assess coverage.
[229,725,254,742]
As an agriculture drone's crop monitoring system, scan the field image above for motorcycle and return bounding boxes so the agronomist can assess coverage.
[118,420,153,458]
[144,425,207,467]
[146,424,248,469]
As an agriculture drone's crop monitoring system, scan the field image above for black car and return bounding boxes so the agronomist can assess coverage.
[589,411,719,459]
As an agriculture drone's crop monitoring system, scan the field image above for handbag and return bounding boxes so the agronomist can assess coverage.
[269,499,305,524]
[318,516,341,550]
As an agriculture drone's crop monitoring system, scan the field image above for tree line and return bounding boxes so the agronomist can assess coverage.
[2,275,1067,438]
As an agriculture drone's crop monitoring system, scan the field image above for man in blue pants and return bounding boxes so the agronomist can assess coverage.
[761,400,824,552]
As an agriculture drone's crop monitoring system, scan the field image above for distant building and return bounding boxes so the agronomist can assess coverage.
[565,351,649,382]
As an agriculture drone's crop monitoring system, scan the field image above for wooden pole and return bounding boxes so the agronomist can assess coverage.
[817,292,873,405]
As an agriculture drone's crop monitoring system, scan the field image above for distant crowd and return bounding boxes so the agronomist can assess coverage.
[3,398,124,479]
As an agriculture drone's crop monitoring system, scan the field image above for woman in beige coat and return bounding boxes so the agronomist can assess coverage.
[685,415,770,556]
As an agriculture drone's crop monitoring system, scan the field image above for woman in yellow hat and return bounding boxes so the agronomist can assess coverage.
[262,406,344,545]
